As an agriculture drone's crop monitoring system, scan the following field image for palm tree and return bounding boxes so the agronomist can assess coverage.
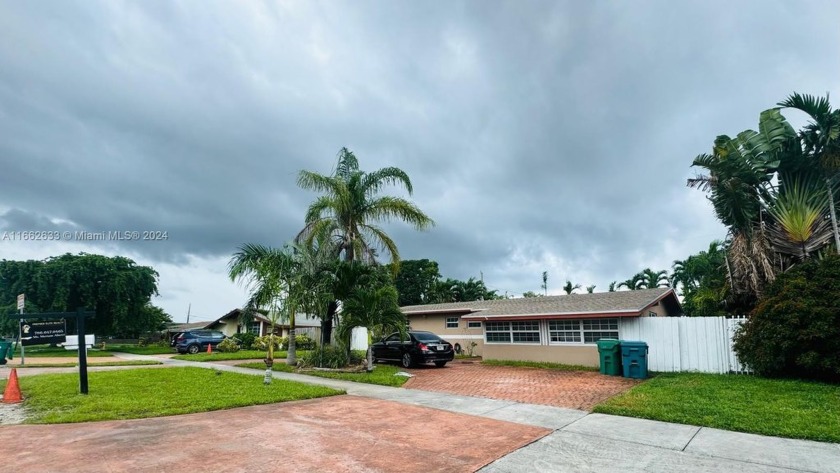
[586,285,596,294]
[766,178,832,260]
[228,244,295,384]
[296,148,435,265]
[541,271,548,295]
[562,280,581,295]
[338,284,406,372]
[778,92,840,253]
[688,110,792,300]
[637,269,670,289]
[285,242,337,366]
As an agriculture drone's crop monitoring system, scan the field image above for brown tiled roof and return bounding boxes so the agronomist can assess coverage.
[402,287,680,319]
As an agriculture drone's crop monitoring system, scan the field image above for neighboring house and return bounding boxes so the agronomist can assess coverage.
[204,309,323,340]
[402,287,682,367]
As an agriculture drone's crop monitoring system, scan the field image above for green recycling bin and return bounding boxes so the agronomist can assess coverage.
[621,340,649,379]
[0,340,12,365]
[596,339,622,376]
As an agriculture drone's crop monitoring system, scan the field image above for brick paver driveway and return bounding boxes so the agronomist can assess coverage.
[403,361,640,410]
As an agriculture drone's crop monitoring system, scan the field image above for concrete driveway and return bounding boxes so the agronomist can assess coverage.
[403,360,639,410]
[0,395,548,473]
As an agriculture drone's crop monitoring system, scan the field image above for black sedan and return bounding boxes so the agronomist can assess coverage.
[370,331,455,368]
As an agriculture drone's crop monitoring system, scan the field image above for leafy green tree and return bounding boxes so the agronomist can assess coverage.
[296,147,434,265]
[608,281,617,292]
[391,259,442,306]
[586,285,596,294]
[733,255,840,382]
[522,291,540,298]
[0,254,161,337]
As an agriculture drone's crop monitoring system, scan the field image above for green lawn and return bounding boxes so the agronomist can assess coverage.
[482,359,598,372]
[236,362,410,387]
[11,345,112,358]
[1,367,343,423]
[593,373,840,443]
[101,344,174,355]
[14,360,163,368]
[172,350,281,362]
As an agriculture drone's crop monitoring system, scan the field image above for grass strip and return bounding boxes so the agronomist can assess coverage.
[13,360,163,368]
[236,362,409,387]
[172,350,282,362]
[0,366,343,424]
[593,372,840,443]
[101,345,174,355]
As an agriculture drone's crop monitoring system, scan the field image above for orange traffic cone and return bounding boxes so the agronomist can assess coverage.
[2,368,23,404]
[206,343,212,354]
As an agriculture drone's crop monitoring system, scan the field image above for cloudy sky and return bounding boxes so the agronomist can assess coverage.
[1,1,838,323]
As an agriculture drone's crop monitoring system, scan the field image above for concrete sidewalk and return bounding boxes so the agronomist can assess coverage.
[114,353,840,473]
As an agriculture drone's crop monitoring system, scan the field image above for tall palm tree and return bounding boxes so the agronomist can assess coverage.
[778,92,840,253]
[296,148,435,264]
[228,244,295,384]
[541,271,548,295]
[285,242,337,366]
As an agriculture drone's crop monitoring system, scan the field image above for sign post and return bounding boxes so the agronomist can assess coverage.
[7,309,95,394]
[17,293,24,365]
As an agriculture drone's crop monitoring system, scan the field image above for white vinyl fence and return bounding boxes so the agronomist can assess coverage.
[619,316,751,374]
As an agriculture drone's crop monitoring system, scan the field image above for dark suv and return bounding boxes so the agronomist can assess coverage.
[171,330,226,354]
[370,331,455,368]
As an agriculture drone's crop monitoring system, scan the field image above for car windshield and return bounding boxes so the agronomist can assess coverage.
[413,332,443,342]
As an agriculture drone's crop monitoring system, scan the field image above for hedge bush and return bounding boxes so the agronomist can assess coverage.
[298,345,363,369]
[230,332,256,350]
[733,255,840,382]
[280,333,316,350]
[251,335,281,351]
[216,338,240,353]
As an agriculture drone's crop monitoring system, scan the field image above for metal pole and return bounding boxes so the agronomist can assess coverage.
[19,307,24,366]
[77,308,89,394]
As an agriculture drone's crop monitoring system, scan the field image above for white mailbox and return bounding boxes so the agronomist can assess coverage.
[63,334,96,350]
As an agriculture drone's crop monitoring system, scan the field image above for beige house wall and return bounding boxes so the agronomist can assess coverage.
[407,313,485,356]
[482,343,600,367]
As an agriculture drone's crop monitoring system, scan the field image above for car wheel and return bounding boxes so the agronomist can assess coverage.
[434,361,447,368]
[401,352,413,368]
[187,344,201,354]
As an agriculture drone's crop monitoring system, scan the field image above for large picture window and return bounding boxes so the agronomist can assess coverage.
[485,321,540,344]
[548,319,618,344]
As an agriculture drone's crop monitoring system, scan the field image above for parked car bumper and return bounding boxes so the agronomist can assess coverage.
[417,352,454,363]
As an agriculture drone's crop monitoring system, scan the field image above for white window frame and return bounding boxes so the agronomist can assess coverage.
[467,321,482,329]
[445,317,459,329]
[484,320,541,344]
[548,318,619,345]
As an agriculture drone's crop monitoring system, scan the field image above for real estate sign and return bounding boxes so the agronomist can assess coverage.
[20,319,67,346]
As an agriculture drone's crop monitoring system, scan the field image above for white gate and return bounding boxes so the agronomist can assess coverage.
[619,316,751,374]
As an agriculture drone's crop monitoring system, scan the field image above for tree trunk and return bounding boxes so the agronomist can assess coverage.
[286,327,297,367]
[264,333,274,385]
[366,331,374,372]
[321,301,337,346]
[826,177,840,254]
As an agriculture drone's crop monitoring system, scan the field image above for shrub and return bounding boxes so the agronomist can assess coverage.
[137,337,148,347]
[251,335,281,351]
[733,255,840,382]
[280,333,316,350]
[231,332,256,350]
[216,338,240,353]
[298,345,358,369]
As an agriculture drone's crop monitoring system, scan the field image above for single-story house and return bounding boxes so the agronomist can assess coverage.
[204,309,322,340]
[402,287,682,367]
